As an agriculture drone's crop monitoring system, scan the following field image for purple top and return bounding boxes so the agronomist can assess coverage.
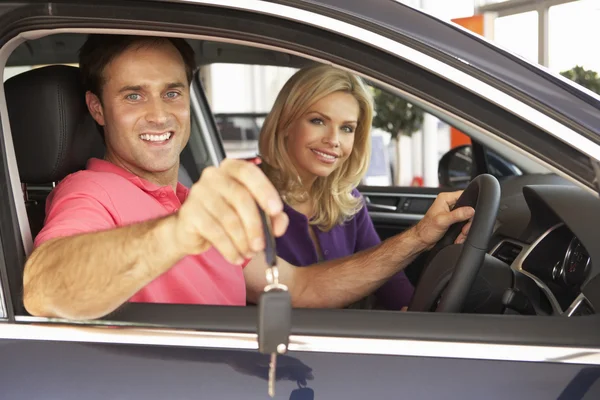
[275,189,414,309]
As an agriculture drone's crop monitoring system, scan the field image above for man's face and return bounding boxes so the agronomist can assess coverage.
[86,42,191,182]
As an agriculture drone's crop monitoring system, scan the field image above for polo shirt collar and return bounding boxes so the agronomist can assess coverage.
[86,158,188,201]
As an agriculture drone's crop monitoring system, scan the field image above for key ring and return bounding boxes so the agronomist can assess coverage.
[265,266,288,292]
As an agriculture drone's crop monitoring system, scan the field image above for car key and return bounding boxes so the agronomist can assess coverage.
[257,206,292,398]
[259,282,291,397]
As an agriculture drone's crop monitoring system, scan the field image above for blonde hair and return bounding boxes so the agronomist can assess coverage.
[259,64,374,231]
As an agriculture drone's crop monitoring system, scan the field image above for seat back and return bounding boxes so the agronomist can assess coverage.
[5,65,104,238]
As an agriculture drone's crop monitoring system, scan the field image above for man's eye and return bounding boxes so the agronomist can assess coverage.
[166,91,180,99]
[310,118,324,125]
[126,94,141,101]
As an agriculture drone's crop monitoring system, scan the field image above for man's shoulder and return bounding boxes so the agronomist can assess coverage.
[55,168,131,195]
[46,168,137,210]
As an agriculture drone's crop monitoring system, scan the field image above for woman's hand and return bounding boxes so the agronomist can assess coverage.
[411,191,475,250]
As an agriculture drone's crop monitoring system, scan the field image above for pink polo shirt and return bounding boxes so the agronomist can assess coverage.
[34,158,246,306]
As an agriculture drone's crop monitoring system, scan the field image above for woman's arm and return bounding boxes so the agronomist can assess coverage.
[353,193,415,309]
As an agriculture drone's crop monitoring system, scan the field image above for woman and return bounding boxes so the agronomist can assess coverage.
[258,64,413,310]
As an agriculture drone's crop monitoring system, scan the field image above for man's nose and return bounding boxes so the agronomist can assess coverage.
[145,97,169,124]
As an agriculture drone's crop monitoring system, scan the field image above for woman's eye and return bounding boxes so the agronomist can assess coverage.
[126,94,141,101]
[310,118,324,125]
[342,125,355,133]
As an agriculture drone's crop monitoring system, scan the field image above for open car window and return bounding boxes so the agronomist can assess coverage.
[1,31,593,317]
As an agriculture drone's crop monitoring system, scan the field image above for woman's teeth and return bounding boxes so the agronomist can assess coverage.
[140,132,172,142]
[312,149,336,160]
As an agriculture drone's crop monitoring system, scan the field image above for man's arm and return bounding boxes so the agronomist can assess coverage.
[24,159,287,320]
[24,215,185,320]
[244,192,474,308]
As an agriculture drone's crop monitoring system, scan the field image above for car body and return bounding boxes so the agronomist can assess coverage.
[0,1,599,399]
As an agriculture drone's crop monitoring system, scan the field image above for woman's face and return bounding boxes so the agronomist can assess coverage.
[285,91,360,183]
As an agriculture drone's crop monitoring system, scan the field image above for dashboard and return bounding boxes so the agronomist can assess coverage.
[364,174,600,317]
[494,225,591,314]
[488,179,599,317]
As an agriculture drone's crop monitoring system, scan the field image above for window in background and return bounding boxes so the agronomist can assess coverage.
[208,63,297,115]
[208,62,455,188]
[207,64,296,160]
[549,0,600,74]
[494,11,539,64]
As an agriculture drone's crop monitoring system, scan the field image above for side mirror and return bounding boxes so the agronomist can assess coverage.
[438,145,473,189]
[438,145,522,189]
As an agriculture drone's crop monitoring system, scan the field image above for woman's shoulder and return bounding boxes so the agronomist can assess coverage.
[343,188,368,223]
[350,187,363,199]
[349,187,368,209]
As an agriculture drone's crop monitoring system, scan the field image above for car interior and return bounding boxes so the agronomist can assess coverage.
[2,32,600,320]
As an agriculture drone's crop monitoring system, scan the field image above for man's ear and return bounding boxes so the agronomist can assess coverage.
[85,91,105,126]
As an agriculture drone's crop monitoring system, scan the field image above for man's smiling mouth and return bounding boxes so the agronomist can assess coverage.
[139,132,173,142]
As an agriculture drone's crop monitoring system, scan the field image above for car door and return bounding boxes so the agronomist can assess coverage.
[0,2,599,400]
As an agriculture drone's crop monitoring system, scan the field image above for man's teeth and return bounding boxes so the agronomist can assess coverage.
[313,149,336,160]
[140,132,172,142]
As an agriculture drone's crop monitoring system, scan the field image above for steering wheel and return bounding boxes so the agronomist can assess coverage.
[408,174,501,313]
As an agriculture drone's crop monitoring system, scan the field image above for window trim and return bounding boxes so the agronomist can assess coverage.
[190,75,225,166]
[1,318,600,365]
[0,244,7,319]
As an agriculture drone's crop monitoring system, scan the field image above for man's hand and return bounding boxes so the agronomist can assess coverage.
[411,191,475,250]
[175,158,289,264]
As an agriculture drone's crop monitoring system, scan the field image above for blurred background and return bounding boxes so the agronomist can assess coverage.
[8,0,597,189]
[203,0,600,189]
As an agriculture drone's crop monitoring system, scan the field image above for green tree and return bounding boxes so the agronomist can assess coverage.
[370,86,424,184]
[371,87,424,138]
[560,66,600,95]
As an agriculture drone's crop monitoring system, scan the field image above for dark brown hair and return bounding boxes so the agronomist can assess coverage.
[79,34,197,99]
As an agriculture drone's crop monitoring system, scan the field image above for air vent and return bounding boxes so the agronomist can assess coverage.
[492,241,523,265]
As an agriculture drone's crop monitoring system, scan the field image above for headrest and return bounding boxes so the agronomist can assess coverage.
[5,65,104,184]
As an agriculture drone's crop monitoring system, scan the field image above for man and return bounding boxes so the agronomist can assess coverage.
[22,35,474,320]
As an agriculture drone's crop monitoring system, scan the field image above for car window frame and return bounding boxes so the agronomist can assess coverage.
[190,72,226,166]
[0,1,598,368]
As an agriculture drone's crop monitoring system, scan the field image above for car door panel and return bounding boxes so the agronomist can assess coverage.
[0,334,597,400]
[359,185,444,240]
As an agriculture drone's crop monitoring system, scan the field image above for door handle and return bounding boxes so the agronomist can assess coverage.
[365,197,397,211]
